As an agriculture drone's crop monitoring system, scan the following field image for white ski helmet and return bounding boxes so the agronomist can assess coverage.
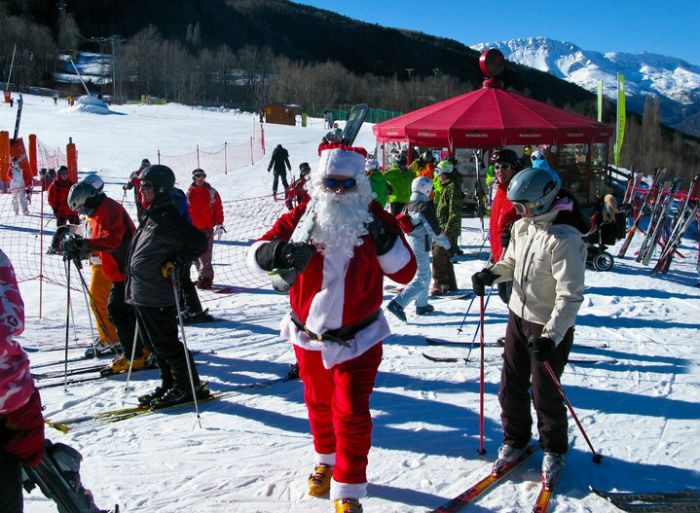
[411,176,434,197]
[67,174,105,215]
[436,160,454,175]
[506,167,561,216]
[365,159,379,172]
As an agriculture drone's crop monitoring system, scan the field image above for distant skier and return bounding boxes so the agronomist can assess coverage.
[187,168,224,289]
[471,165,589,486]
[123,158,151,221]
[8,158,29,216]
[267,144,292,199]
[284,162,311,211]
[47,165,78,225]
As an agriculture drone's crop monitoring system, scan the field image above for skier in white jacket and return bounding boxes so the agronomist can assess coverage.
[9,159,29,216]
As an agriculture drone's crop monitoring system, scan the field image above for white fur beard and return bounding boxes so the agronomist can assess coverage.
[309,189,373,258]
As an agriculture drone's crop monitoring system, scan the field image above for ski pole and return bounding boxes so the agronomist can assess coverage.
[465,283,494,362]
[170,267,202,427]
[543,360,602,463]
[456,294,476,334]
[124,322,140,393]
[72,260,97,357]
[477,294,486,456]
[63,260,71,389]
[72,260,119,355]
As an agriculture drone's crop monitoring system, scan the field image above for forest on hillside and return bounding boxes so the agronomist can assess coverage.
[0,0,698,180]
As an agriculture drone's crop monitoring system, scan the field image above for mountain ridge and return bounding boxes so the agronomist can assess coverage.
[471,37,700,136]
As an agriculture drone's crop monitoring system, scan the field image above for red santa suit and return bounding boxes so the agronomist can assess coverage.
[248,145,416,502]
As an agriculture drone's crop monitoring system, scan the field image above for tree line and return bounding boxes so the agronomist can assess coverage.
[1,5,697,182]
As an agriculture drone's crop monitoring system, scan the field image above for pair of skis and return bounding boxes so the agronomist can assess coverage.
[591,487,700,512]
[429,445,560,513]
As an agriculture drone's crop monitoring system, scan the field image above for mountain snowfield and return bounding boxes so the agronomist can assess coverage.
[1,96,699,513]
[471,37,700,135]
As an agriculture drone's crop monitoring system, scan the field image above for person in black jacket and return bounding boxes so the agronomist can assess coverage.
[125,165,209,408]
[267,144,292,199]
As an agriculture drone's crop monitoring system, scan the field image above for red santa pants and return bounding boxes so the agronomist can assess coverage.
[294,342,382,484]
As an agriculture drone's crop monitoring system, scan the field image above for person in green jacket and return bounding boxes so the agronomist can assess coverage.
[383,154,416,216]
[364,158,388,209]
[431,160,463,295]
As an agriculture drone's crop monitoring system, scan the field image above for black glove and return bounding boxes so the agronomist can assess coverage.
[471,268,497,297]
[52,209,58,217]
[60,237,89,260]
[365,214,397,256]
[256,240,315,272]
[281,242,315,272]
[500,228,511,249]
[527,335,556,362]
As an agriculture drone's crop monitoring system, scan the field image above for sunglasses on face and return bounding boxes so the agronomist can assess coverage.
[140,183,154,190]
[193,174,205,178]
[494,164,511,170]
[324,177,357,191]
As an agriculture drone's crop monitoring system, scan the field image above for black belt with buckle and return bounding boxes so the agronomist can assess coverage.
[290,310,380,348]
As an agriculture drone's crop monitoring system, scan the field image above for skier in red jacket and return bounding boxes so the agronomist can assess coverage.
[248,143,416,513]
[488,149,521,303]
[284,162,311,210]
[47,166,79,226]
[186,169,224,289]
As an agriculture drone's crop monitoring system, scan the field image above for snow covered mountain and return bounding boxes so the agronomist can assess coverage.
[471,37,700,136]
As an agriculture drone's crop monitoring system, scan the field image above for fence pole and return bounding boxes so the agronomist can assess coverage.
[224,142,228,175]
[196,145,200,168]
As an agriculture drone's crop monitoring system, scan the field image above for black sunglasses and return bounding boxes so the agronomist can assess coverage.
[324,177,357,191]
[193,173,205,178]
[140,182,154,190]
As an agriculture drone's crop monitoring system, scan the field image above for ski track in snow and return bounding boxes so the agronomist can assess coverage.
[2,94,699,512]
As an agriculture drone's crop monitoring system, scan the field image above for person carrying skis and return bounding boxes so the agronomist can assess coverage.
[125,165,209,407]
[285,162,312,211]
[47,165,79,225]
[267,144,292,199]
[0,249,45,513]
[187,168,224,289]
[387,176,450,321]
[364,158,388,209]
[248,143,416,513]
[8,158,30,216]
[63,174,153,373]
[383,154,416,216]
[488,149,522,304]
[431,160,462,296]
[470,166,589,485]
[123,158,151,221]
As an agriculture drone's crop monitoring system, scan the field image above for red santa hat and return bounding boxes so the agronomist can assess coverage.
[317,143,368,178]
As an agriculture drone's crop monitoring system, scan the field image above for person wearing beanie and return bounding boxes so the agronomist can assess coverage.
[248,143,416,513]
[430,160,462,296]
[363,158,388,209]
[186,168,224,289]
[47,165,79,225]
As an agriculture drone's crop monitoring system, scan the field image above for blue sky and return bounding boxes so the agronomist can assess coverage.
[298,0,700,66]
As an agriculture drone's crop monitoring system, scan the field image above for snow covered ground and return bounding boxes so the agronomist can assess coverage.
[1,95,699,513]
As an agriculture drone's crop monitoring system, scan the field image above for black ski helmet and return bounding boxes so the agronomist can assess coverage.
[491,149,519,168]
[67,174,105,215]
[140,165,175,195]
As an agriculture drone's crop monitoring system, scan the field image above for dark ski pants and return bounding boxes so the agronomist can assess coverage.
[133,304,200,390]
[0,450,22,513]
[499,311,574,454]
[107,281,143,359]
[180,263,203,315]
[272,171,289,195]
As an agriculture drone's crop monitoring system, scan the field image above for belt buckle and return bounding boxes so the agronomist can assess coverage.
[304,327,322,342]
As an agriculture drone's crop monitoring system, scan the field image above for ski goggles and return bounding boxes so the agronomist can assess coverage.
[512,200,534,216]
[324,177,357,192]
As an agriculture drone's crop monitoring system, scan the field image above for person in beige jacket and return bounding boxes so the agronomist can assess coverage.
[471,166,589,485]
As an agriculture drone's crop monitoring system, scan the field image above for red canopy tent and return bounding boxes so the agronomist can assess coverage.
[372,85,612,151]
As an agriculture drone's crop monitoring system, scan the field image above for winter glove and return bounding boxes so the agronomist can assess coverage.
[471,268,497,297]
[161,261,178,279]
[365,214,397,256]
[256,240,315,272]
[52,208,58,217]
[500,228,511,249]
[214,225,226,240]
[60,237,89,261]
[122,183,130,190]
[4,388,45,467]
[527,335,556,362]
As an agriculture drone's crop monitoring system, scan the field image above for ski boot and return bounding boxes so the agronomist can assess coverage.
[286,363,300,380]
[492,443,528,474]
[415,304,434,315]
[335,498,363,513]
[386,300,406,322]
[150,382,210,409]
[542,452,565,487]
[84,341,121,358]
[183,308,215,325]
[307,463,332,497]
[138,384,172,407]
[101,354,148,376]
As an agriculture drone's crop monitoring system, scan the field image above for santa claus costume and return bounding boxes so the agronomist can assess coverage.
[248,144,416,512]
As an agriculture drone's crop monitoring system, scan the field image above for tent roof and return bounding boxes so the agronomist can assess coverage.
[372,86,612,149]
